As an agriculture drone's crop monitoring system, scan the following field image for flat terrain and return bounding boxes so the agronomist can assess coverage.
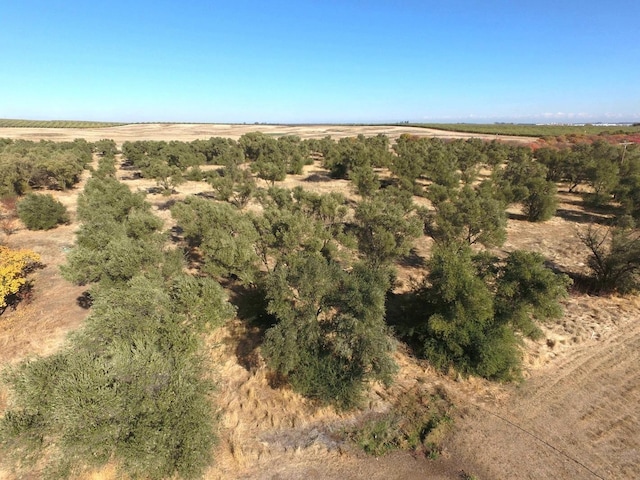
[0,124,637,480]
[0,123,534,145]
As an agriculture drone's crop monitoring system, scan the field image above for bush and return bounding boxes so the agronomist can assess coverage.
[408,244,570,380]
[0,246,41,310]
[522,177,558,222]
[345,386,453,457]
[17,193,68,230]
[262,254,397,410]
[0,276,223,479]
[579,225,640,294]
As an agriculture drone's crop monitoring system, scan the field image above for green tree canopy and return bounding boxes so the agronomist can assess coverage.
[262,252,396,409]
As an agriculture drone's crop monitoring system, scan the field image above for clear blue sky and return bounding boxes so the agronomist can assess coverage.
[1,0,638,124]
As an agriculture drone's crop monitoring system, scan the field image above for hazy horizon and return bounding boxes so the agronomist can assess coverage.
[2,1,638,124]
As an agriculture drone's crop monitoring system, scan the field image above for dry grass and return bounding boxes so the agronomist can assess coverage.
[0,123,534,147]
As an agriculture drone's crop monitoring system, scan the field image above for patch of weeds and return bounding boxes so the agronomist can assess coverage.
[460,471,480,480]
[345,386,454,457]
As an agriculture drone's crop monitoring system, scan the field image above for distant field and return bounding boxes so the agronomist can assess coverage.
[0,123,535,144]
[0,119,126,128]
[413,123,640,137]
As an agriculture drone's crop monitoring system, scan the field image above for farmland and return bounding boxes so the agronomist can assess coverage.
[0,123,638,480]
[0,119,126,128]
[414,122,640,138]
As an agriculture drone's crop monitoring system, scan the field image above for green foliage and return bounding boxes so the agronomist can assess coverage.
[76,177,147,223]
[63,233,164,286]
[346,387,453,457]
[2,171,234,479]
[417,244,505,378]
[425,182,506,247]
[493,151,558,221]
[92,139,118,157]
[0,140,91,195]
[412,123,640,137]
[17,193,68,230]
[238,133,310,184]
[494,251,571,338]
[169,274,236,331]
[192,137,244,165]
[324,135,392,179]
[143,159,185,193]
[354,190,422,266]
[392,137,462,189]
[390,134,430,192]
[521,177,558,222]
[62,178,163,286]
[93,156,117,179]
[450,138,487,183]
[171,196,259,282]
[584,140,620,202]
[0,275,229,479]
[407,244,570,380]
[614,144,640,217]
[122,140,206,173]
[351,164,380,197]
[579,225,640,294]
[251,155,287,184]
[206,164,256,208]
[262,253,397,409]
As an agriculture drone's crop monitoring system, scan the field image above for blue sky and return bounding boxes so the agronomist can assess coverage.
[1,0,638,123]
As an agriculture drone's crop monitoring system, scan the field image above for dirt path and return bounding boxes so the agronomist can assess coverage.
[446,302,640,479]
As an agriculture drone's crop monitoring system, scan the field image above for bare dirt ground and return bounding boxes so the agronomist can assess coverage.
[1,124,638,480]
[0,123,533,145]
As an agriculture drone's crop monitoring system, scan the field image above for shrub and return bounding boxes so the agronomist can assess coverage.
[345,387,453,457]
[3,172,235,479]
[0,246,41,310]
[521,177,558,222]
[0,276,224,479]
[579,225,640,294]
[262,254,397,410]
[17,193,68,230]
[171,197,259,282]
[355,191,422,266]
[408,244,570,380]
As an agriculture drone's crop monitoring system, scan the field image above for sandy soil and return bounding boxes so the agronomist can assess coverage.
[0,123,533,146]
[0,125,638,480]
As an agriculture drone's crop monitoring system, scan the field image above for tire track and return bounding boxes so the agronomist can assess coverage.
[447,307,640,479]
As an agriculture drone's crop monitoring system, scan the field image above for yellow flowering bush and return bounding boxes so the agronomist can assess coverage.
[0,245,41,309]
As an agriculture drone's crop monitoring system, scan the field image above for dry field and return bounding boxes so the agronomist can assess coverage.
[0,123,534,145]
[0,124,638,480]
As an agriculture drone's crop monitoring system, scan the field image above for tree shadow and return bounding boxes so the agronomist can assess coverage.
[168,225,183,244]
[506,211,529,221]
[385,290,426,357]
[554,208,614,226]
[542,259,603,296]
[398,248,427,269]
[119,172,143,181]
[195,191,217,199]
[147,186,175,195]
[225,282,276,372]
[157,198,177,211]
[304,172,333,182]
[76,291,93,309]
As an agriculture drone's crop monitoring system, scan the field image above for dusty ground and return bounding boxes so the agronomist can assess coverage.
[0,123,533,145]
[0,124,638,480]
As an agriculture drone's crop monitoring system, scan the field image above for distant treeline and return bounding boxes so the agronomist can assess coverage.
[413,123,640,138]
[0,119,126,128]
